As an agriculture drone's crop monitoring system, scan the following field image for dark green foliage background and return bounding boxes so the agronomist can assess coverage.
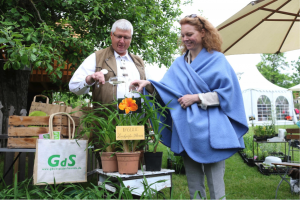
[0,0,186,83]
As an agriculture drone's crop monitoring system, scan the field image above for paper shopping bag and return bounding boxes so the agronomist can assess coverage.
[29,95,50,115]
[33,112,88,185]
[29,95,62,115]
[52,101,67,113]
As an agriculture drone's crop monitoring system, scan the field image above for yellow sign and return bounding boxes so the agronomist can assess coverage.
[116,125,145,140]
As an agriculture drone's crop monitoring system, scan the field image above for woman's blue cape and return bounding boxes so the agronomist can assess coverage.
[145,48,249,163]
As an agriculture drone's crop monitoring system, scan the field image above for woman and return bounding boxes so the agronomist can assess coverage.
[131,15,248,199]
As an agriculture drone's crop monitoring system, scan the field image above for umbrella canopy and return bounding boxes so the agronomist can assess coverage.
[217,0,300,55]
[289,83,300,91]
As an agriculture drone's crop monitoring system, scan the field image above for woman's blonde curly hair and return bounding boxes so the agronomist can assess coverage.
[179,15,222,54]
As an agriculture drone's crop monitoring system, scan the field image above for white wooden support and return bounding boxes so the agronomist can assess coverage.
[96,169,174,197]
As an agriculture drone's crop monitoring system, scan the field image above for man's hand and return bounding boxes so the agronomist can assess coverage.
[178,94,201,109]
[86,70,107,85]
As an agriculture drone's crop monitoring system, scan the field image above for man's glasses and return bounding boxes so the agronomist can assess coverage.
[185,14,206,30]
[113,33,132,40]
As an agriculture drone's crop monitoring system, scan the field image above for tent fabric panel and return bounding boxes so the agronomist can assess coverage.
[239,66,288,91]
[242,89,294,126]
[289,83,300,91]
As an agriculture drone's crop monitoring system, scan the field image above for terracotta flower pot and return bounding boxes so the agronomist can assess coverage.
[116,152,140,175]
[100,152,118,173]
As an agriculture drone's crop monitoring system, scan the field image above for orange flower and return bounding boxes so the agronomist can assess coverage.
[118,98,138,114]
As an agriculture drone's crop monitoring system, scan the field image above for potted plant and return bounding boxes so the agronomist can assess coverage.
[141,94,172,171]
[114,96,152,174]
[78,102,121,173]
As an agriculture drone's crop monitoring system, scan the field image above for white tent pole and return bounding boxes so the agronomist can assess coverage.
[272,91,274,126]
[250,89,254,127]
[291,91,297,124]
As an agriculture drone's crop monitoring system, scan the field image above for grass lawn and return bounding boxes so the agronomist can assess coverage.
[0,125,299,199]
[155,124,300,199]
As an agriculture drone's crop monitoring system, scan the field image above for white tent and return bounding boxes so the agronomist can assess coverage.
[238,66,295,126]
[289,84,300,91]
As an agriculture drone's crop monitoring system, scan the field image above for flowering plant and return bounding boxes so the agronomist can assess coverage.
[285,115,292,120]
[117,93,171,153]
[78,93,171,154]
[118,98,138,114]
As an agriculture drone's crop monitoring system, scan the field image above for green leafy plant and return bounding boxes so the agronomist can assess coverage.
[140,93,172,153]
[174,156,185,173]
[254,124,275,138]
[0,172,172,199]
[78,102,121,153]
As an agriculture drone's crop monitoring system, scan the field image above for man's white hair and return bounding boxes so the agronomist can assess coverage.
[111,19,133,35]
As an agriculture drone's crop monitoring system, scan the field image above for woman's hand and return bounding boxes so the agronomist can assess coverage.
[130,80,151,93]
[178,94,201,109]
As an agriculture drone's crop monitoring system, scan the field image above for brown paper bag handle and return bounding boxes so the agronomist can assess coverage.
[49,112,75,139]
[33,95,49,104]
[53,101,66,106]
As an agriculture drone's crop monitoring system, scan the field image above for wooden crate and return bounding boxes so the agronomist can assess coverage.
[8,115,80,148]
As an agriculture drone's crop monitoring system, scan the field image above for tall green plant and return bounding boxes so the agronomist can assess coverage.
[0,173,172,199]
[78,102,121,153]
[139,93,172,153]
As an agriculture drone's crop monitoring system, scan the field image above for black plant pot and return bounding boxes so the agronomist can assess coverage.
[144,152,163,171]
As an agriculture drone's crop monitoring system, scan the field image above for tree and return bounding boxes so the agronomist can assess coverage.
[0,0,187,135]
[1,0,185,74]
[291,56,300,86]
[256,53,293,88]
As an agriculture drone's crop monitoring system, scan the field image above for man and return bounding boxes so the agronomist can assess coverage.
[69,19,151,166]
[69,19,150,103]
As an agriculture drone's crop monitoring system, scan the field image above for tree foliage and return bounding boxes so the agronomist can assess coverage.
[290,56,300,86]
[0,0,185,83]
[256,53,293,88]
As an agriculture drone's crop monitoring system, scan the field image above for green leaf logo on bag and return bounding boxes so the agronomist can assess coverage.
[48,155,76,167]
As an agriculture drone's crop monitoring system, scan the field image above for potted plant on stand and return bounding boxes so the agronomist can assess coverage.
[78,103,121,173]
[141,94,171,171]
[114,97,150,175]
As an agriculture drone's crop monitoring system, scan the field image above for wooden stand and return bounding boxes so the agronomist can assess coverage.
[93,168,175,196]
[7,115,80,148]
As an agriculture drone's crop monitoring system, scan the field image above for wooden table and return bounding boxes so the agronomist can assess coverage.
[93,168,175,196]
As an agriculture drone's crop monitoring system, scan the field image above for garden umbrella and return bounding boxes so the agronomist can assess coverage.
[217,0,300,55]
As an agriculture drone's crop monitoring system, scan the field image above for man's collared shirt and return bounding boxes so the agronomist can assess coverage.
[69,51,143,99]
